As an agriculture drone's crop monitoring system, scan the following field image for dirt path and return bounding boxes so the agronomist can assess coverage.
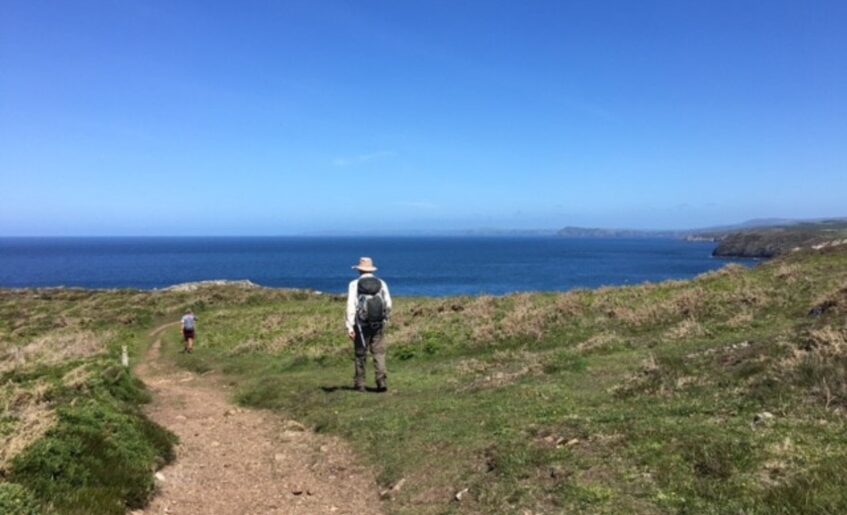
[133,323,383,515]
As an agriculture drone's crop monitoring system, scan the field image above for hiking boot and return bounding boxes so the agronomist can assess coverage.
[376,383,388,393]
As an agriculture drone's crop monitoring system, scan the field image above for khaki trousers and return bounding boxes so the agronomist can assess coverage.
[353,324,387,388]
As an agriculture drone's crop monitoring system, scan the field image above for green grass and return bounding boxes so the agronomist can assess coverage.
[152,247,847,513]
[0,351,177,514]
[3,248,847,513]
[0,358,177,513]
[0,294,179,514]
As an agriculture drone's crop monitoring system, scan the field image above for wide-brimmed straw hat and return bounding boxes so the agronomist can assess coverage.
[352,257,378,272]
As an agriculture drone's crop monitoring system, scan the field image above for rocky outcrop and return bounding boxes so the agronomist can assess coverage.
[158,280,261,292]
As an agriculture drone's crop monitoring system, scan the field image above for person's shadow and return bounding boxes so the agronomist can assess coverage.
[320,385,381,393]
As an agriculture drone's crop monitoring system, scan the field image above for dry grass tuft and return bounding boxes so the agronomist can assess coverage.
[725,311,755,329]
[264,316,331,353]
[610,354,670,398]
[463,365,543,391]
[664,318,708,341]
[62,363,94,389]
[388,322,425,345]
[809,281,847,317]
[723,284,771,308]
[0,330,111,373]
[609,303,667,328]
[261,313,287,331]
[500,294,549,341]
[670,287,710,318]
[0,380,58,471]
[758,442,796,488]
[577,332,625,354]
[455,350,545,390]
[593,284,712,329]
[454,357,489,376]
[466,296,499,343]
[777,325,847,408]
[550,292,587,320]
[773,263,803,284]
[802,326,847,354]
[228,338,269,356]
[697,263,748,280]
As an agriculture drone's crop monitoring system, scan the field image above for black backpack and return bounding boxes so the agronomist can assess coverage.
[356,277,386,325]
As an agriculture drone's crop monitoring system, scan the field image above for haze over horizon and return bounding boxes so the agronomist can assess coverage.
[2,1,846,236]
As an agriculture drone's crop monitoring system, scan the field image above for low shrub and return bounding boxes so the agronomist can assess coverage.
[0,482,40,515]
[6,363,176,514]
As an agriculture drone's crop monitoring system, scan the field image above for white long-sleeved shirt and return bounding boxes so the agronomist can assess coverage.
[345,273,392,332]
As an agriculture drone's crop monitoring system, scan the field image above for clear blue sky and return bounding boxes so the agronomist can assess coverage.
[1,0,845,235]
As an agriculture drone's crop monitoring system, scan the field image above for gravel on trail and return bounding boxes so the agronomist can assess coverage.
[134,324,383,515]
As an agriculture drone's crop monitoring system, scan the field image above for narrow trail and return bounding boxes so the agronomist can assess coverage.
[133,323,383,515]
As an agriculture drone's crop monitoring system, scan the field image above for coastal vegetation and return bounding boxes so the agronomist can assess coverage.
[0,291,183,514]
[2,243,847,513]
[710,220,847,258]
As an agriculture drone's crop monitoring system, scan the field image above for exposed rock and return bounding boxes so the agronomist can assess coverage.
[379,478,406,499]
[752,411,775,429]
[159,280,261,292]
[282,420,307,432]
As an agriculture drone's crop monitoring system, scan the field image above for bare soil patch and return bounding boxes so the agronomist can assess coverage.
[134,323,382,515]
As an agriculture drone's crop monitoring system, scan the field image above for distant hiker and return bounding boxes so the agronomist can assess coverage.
[346,257,392,392]
[181,310,198,353]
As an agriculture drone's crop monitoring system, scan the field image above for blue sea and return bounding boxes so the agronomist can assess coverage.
[0,237,752,296]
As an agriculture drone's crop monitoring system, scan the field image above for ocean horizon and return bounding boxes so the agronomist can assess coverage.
[0,236,754,296]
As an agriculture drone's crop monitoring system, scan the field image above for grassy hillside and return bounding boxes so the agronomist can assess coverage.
[0,286,318,514]
[166,247,847,514]
[0,290,185,514]
[710,220,847,258]
[2,247,847,513]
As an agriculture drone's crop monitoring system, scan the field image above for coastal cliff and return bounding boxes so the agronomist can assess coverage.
[711,221,847,258]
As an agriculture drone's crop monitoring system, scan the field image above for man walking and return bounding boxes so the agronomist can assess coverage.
[181,309,198,353]
[346,257,392,392]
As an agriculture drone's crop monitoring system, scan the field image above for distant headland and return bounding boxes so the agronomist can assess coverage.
[556,218,847,259]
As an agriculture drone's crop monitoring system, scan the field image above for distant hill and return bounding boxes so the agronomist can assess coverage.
[556,218,847,246]
[556,219,803,240]
[556,227,687,238]
[710,220,847,258]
